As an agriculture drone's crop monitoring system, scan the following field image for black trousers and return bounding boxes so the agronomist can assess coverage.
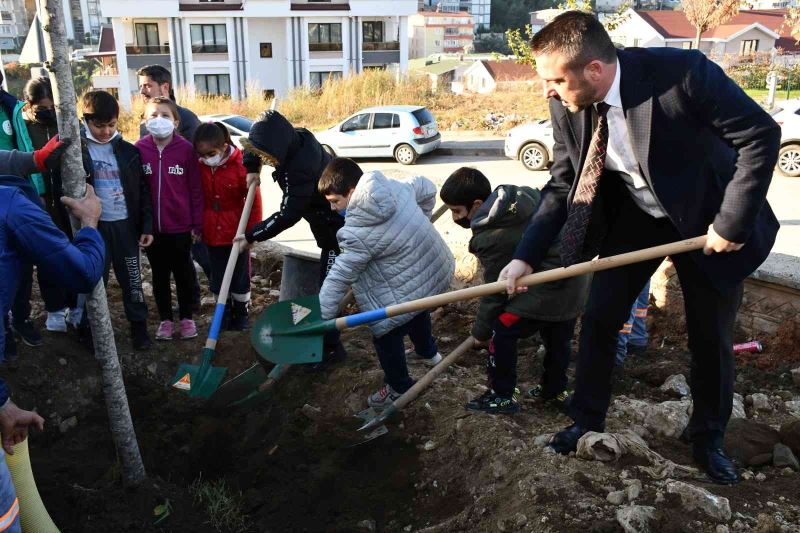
[207,245,251,301]
[12,263,76,320]
[307,209,345,351]
[569,192,742,443]
[373,311,437,394]
[488,314,577,398]
[98,220,148,323]
[191,242,212,305]
[146,232,195,321]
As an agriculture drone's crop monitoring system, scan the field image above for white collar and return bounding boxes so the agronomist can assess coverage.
[599,58,622,109]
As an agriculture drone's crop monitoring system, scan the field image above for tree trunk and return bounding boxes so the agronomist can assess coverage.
[694,26,702,53]
[41,0,146,487]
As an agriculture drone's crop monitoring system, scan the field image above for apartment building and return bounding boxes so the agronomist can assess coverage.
[98,0,416,110]
[0,0,28,52]
[420,0,490,30]
[62,0,107,45]
[409,10,474,59]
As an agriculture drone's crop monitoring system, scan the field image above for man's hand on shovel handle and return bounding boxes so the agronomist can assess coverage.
[498,259,533,295]
[703,224,744,255]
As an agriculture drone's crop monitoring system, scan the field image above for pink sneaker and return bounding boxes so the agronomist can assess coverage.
[156,320,173,340]
[179,319,198,339]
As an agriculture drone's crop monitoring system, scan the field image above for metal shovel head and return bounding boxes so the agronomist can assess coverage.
[206,363,269,409]
[171,348,227,399]
[348,407,388,447]
[251,295,324,365]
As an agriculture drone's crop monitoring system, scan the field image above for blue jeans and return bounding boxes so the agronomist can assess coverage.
[372,311,437,394]
[616,279,651,364]
[0,454,21,533]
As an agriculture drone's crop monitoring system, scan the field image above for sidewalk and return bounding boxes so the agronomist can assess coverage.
[438,131,505,157]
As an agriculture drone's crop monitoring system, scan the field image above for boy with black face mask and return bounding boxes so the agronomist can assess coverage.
[441,168,591,414]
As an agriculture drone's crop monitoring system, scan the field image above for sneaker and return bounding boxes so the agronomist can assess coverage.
[45,310,68,333]
[528,385,571,409]
[130,321,152,351]
[466,390,519,414]
[367,384,402,410]
[179,319,198,340]
[407,351,443,367]
[11,319,43,347]
[67,306,83,329]
[228,301,250,331]
[156,320,174,341]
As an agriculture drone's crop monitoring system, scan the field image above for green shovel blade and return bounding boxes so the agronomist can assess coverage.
[206,363,268,409]
[251,295,326,365]
[171,348,228,399]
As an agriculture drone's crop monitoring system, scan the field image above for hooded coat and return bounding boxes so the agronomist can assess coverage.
[319,171,454,337]
[469,185,591,341]
[243,110,336,245]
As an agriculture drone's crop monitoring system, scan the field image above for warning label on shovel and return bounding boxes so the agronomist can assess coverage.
[173,373,191,391]
[291,303,312,325]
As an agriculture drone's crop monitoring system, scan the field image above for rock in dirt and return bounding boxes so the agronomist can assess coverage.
[773,443,800,471]
[616,505,656,533]
[780,419,800,457]
[513,513,528,527]
[300,404,322,421]
[59,416,77,433]
[716,525,730,533]
[666,480,731,522]
[659,374,690,398]
[723,418,780,466]
[643,400,690,438]
[146,362,157,376]
[624,479,643,501]
[610,396,651,424]
[747,393,771,412]
[357,519,376,532]
[607,490,626,505]
[423,440,437,451]
[731,394,746,419]
[533,433,553,447]
[792,367,800,387]
[786,400,800,416]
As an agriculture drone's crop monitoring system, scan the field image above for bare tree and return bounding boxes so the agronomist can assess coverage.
[681,0,739,52]
[41,0,146,487]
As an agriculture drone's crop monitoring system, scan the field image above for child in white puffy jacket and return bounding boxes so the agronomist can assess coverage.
[317,157,454,409]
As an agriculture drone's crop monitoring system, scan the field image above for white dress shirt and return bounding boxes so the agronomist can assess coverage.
[596,60,667,219]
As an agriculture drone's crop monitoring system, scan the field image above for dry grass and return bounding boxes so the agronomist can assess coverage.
[117,70,548,139]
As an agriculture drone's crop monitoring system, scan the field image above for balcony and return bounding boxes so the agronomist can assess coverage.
[191,44,228,53]
[309,42,343,52]
[362,41,399,51]
[363,41,400,65]
[126,45,170,55]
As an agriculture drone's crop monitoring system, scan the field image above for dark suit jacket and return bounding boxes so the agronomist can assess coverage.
[513,47,781,289]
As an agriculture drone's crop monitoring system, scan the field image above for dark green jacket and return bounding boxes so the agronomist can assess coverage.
[469,184,590,340]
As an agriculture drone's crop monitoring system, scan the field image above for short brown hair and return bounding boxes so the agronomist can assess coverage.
[530,11,616,69]
[318,157,363,196]
[82,90,119,123]
[146,96,180,122]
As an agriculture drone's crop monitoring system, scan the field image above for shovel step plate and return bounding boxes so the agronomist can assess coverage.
[251,295,325,365]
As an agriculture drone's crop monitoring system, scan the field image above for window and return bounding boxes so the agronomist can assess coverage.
[260,42,272,58]
[262,89,275,100]
[135,23,160,52]
[341,113,370,132]
[194,74,231,96]
[309,70,342,89]
[222,116,254,133]
[372,113,399,129]
[411,108,434,126]
[308,23,342,52]
[190,24,227,53]
[445,27,459,36]
[681,41,693,49]
[1,13,11,22]
[362,21,383,43]
[740,39,759,55]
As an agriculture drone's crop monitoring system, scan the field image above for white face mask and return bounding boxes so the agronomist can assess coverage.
[146,116,175,139]
[200,153,224,167]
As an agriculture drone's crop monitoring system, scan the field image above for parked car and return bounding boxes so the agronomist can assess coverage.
[771,99,800,177]
[314,105,441,165]
[504,119,555,171]
[198,114,254,149]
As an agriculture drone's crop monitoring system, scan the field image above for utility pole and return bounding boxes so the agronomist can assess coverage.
[41,0,146,487]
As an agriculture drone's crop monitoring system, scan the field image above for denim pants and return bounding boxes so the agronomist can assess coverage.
[372,311,437,394]
[616,280,651,364]
[488,312,577,398]
[0,454,21,533]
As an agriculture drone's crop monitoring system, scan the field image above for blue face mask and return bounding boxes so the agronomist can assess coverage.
[337,208,347,217]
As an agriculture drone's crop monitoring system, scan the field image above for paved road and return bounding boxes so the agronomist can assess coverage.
[256,152,799,284]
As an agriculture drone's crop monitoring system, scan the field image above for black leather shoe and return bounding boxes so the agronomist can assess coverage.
[693,446,740,485]
[548,423,590,455]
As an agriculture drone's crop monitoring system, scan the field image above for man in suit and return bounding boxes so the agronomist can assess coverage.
[499,11,780,484]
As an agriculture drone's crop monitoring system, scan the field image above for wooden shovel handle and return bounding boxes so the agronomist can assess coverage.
[336,203,450,314]
[384,236,707,320]
[217,182,258,305]
[393,336,474,411]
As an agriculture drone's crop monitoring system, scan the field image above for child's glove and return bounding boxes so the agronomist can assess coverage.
[34,135,72,173]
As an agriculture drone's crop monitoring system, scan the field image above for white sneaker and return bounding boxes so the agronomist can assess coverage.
[45,310,68,332]
[407,351,443,367]
[367,384,402,410]
[66,306,83,328]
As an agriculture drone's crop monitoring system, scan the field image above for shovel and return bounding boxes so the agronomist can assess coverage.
[209,204,450,408]
[252,236,707,366]
[352,336,475,443]
[172,182,258,398]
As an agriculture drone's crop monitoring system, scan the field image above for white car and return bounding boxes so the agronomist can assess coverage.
[504,119,555,171]
[315,105,441,165]
[198,114,253,149]
[770,99,800,177]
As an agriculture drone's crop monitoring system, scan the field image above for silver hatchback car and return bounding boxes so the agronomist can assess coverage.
[315,105,441,165]
[504,119,555,171]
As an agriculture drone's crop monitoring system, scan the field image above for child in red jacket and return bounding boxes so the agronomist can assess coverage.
[194,122,262,330]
